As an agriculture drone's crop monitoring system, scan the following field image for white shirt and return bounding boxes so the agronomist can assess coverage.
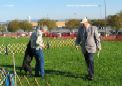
[30,29,44,50]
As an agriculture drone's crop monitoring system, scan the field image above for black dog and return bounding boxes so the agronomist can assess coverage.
[20,41,34,75]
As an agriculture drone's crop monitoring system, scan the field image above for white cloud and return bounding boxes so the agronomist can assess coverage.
[66,4,99,7]
[4,4,15,7]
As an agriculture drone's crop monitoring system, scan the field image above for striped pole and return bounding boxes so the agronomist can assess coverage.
[24,75,30,86]
[13,53,17,86]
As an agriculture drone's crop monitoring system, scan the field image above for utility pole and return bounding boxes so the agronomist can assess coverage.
[104,0,107,36]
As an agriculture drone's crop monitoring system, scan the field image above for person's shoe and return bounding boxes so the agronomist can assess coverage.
[85,74,89,77]
[87,77,93,81]
[41,75,45,79]
[35,74,40,77]
[28,74,33,78]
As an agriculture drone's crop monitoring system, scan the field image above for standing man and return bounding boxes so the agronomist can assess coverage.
[75,17,101,80]
[30,26,47,79]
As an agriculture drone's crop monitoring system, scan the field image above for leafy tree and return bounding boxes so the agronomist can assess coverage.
[117,11,122,29]
[8,20,33,32]
[65,19,80,30]
[8,20,20,32]
[91,19,106,27]
[38,19,56,30]
[19,20,33,32]
[117,10,122,18]
[107,11,122,34]
[0,24,5,32]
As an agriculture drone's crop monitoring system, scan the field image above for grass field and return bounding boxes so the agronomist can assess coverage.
[0,37,122,86]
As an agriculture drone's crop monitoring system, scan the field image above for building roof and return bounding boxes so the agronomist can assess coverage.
[31,22,38,27]
[56,21,65,27]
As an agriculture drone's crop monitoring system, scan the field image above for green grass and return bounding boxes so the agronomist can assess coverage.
[0,37,122,86]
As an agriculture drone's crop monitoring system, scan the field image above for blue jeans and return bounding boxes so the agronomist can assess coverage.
[84,52,94,78]
[32,48,45,78]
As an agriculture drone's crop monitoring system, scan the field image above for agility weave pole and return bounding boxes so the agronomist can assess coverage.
[12,53,17,86]
[0,68,7,86]
[0,53,45,86]
[12,52,41,86]
[16,74,23,86]
[12,53,24,86]
[0,68,15,86]
[34,78,40,86]
[24,75,30,86]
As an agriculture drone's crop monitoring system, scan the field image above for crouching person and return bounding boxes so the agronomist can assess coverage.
[30,26,47,79]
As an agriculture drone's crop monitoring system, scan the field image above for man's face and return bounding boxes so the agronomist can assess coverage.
[83,22,89,28]
[81,23,85,28]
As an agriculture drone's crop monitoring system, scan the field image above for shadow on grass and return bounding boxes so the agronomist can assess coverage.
[45,70,87,80]
[0,64,88,80]
[0,64,31,76]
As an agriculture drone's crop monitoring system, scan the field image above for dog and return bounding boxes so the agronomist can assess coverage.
[20,41,34,75]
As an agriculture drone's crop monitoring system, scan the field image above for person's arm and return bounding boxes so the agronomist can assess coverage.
[94,27,101,51]
[75,28,81,46]
[40,41,45,48]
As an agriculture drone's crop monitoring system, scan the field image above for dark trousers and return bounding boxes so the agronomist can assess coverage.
[84,52,94,78]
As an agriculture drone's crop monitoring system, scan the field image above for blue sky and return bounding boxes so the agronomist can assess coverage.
[0,0,122,22]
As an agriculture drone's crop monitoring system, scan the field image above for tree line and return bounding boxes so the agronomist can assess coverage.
[0,11,122,32]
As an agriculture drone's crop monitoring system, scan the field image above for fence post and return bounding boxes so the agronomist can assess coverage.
[5,45,8,55]
[47,42,50,49]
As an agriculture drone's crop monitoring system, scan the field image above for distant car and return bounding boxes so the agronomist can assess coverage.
[100,32,105,36]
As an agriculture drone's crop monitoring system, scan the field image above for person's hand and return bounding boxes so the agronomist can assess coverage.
[75,46,79,50]
[97,47,101,51]
[97,50,100,58]
[41,43,45,48]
